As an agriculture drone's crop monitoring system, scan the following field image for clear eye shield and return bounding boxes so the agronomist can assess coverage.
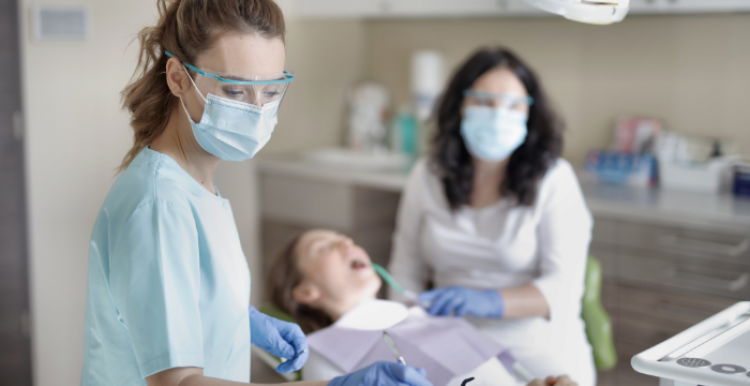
[165,50,294,107]
[463,90,534,112]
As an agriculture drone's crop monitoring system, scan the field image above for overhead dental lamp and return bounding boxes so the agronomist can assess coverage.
[522,0,630,25]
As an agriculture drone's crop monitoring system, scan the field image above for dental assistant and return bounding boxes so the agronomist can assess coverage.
[388,48,595,386]
[80,1,431,386]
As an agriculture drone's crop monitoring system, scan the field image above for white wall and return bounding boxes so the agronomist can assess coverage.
[21,1,159,384]
[264,18,367,154]
[364,14,750,165]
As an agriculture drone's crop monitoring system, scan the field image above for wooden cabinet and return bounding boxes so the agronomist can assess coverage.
[629,0,750,13]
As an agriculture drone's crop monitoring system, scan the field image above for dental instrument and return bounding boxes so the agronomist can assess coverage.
[512,362,534,384]
[372,263,430,308]
[279,349,308,363]
[382,331,407,366]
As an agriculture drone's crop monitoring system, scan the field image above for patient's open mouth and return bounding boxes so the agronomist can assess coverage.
[350,258,368,270]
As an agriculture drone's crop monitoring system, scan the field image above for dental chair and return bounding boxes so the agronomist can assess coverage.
[582,257,618,371]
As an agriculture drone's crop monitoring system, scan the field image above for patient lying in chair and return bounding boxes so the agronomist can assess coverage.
[267,229,578,386]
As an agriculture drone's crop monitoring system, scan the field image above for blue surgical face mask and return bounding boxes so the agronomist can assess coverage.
[460,106,528,162]
[180,69,280,162]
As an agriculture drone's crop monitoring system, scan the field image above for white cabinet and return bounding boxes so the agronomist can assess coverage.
[294,0,546,18]
[668,0,750,13]
[295,0,379,18]
[293,0,750,18]
[629,0,750,14]
[379,0,505,18]
[628,0,669,13]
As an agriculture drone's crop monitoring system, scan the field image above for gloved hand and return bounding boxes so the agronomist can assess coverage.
[328,362,433,386]
[418,286,504,318]
[249,306,309,373]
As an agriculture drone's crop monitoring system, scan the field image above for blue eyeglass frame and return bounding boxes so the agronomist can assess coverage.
[463,90,534,105]
[165,50,295,85]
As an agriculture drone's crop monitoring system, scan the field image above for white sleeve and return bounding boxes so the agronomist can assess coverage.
[388,159,432,302]
[301,350,346,381]
[531,161,592,322]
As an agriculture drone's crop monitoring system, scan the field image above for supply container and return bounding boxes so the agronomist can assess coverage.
[583,150,657,188]
[659,157,735,194]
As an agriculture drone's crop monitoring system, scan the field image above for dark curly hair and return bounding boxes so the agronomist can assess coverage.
[432,47,563,209]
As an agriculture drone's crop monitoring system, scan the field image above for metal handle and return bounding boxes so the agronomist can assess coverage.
[659,234,750,258]
[664,267,750,293]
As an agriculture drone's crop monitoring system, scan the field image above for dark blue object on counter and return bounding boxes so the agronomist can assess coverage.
[733,166,750,197]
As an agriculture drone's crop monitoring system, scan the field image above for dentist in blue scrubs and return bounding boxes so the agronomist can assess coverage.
[80,1,432,386]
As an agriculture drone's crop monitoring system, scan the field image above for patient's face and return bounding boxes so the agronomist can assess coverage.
[294,230,381,315]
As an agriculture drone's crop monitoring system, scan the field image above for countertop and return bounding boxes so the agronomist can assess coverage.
[580,182,750,230]
[257,155,750,230]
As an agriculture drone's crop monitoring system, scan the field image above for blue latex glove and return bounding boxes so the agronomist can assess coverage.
[249,306,309,373]
[328,362,433,386]
[418,286,505,318]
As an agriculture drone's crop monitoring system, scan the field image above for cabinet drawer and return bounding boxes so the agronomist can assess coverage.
[590,242,617,277]
[601,282,618,311]
[612,341,660,386]
[616,315,684,349]
[616,284,737,327]
[616,221,750,265]
[591,217,617,244]
[619,253,750,299]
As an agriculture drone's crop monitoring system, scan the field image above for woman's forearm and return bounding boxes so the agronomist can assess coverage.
[181,376,327,386]
[148,367,328,386]
[183,377,327,386]
[499,284,550,319]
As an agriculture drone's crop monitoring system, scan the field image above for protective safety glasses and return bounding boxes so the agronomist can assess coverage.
[166,51,294,107]
[463,90,534,112]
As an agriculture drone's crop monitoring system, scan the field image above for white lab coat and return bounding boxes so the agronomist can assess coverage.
[302,299,524,386]
[388,158,596,386]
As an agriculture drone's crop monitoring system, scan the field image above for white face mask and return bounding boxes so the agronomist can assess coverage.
[181,67,280,162]
[460,106,528,162]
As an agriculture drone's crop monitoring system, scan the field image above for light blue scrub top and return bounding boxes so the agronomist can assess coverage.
[81,147,251,385]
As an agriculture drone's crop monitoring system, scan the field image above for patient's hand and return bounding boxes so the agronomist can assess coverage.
[527,375,577,386]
